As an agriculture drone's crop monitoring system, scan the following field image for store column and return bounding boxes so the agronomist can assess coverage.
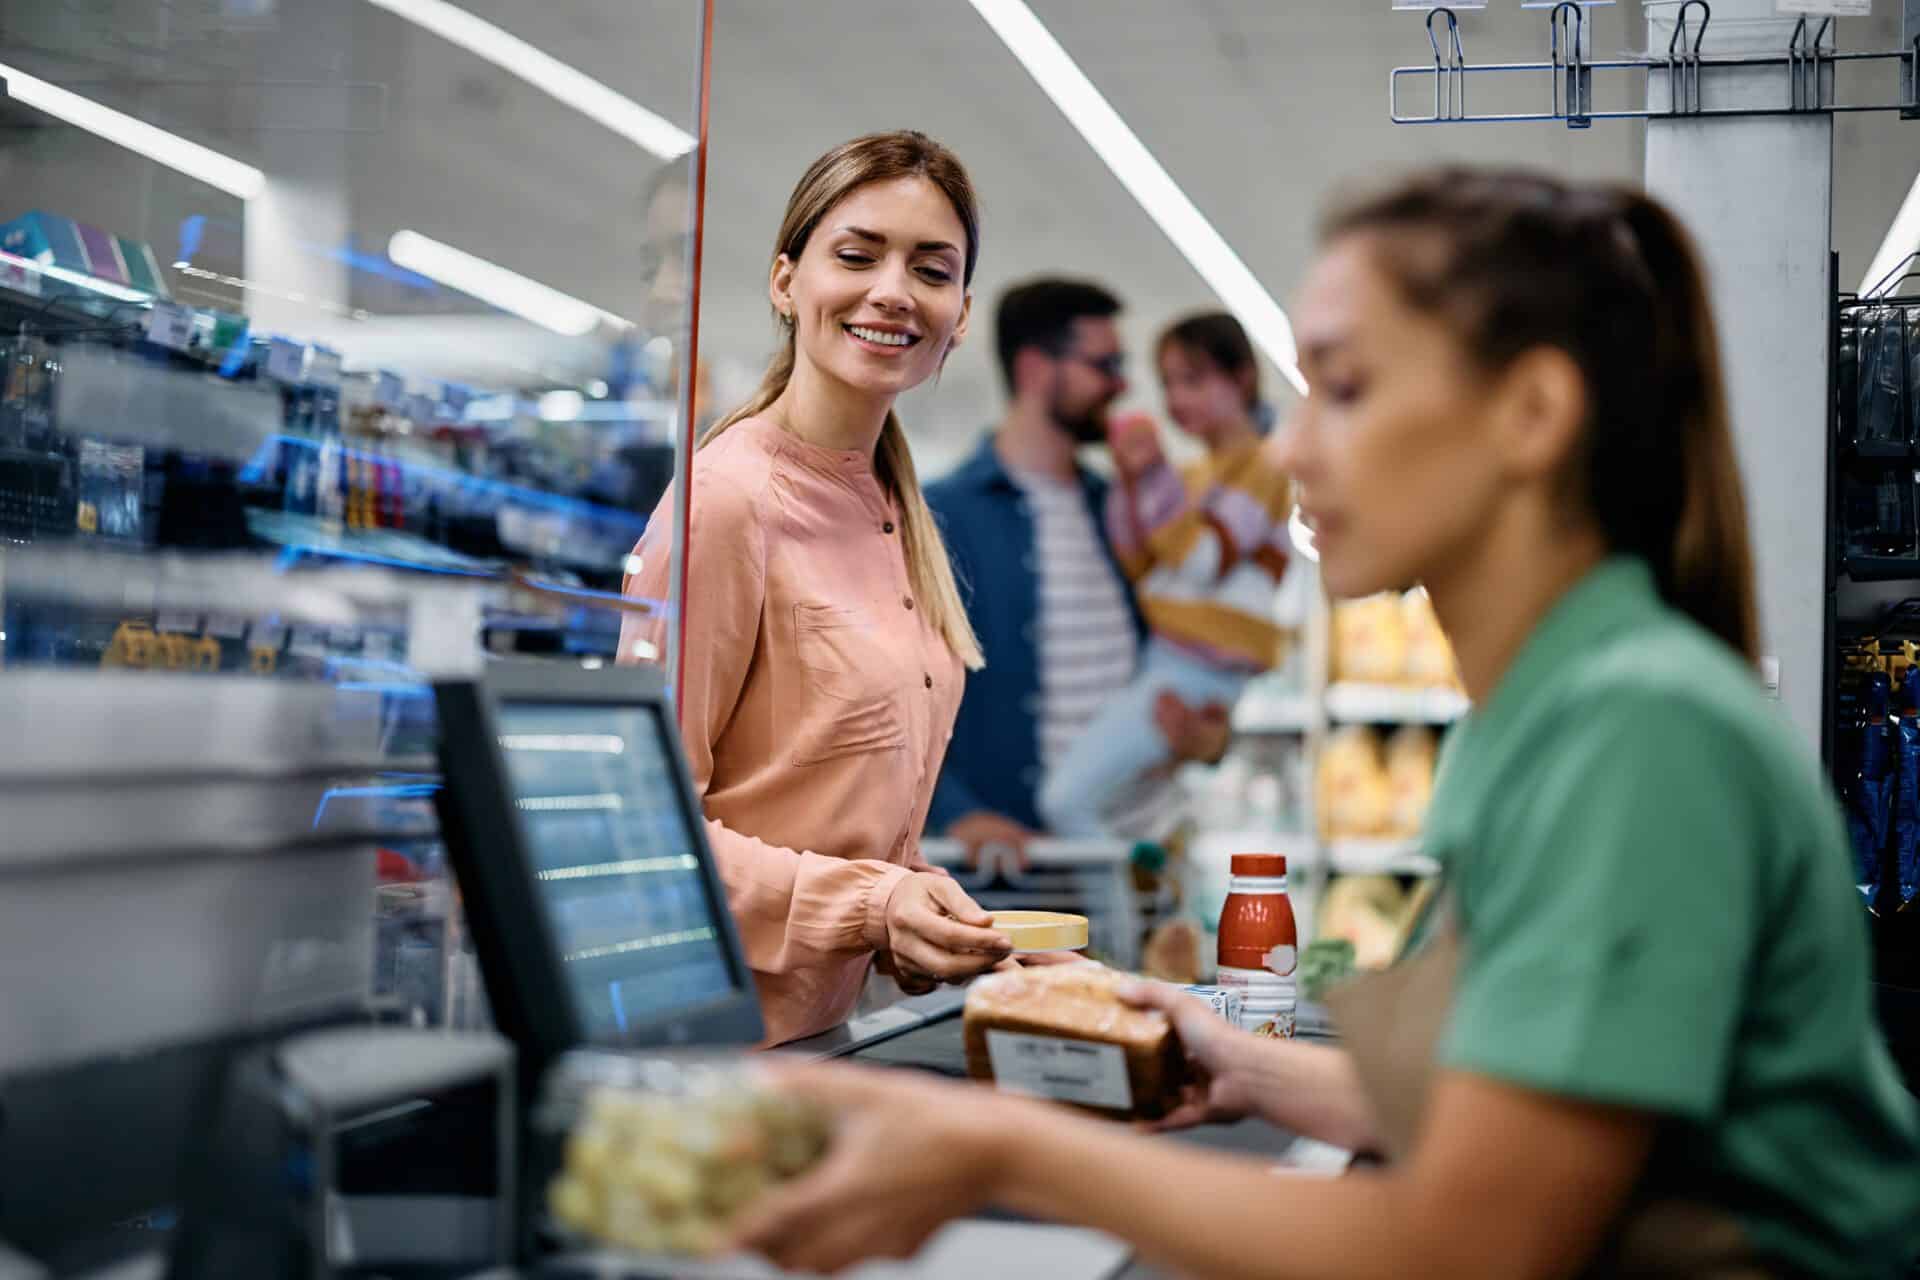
[1643,0,1833,751]
[242,4,354,335]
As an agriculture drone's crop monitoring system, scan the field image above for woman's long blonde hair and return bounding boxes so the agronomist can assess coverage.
[701,130,984,670]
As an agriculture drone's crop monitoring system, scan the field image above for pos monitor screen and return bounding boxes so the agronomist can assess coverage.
[434,663,762,1066]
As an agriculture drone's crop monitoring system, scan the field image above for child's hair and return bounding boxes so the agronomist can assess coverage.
[1156,311,1260,411]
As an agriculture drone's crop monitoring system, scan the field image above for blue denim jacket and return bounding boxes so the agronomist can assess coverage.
[925,434,1145,833]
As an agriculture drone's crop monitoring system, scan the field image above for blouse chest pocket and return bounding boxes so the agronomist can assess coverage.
[789,604,908,766]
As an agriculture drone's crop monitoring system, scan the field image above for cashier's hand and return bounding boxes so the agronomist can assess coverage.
[727,1063,1015,1273]
[884,873,1012,984]
[1117,980,1255,1133]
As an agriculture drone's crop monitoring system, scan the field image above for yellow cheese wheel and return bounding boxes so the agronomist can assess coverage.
[990,910,1090,954]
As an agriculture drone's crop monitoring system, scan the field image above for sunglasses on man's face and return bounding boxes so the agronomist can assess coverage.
[1061,349,1127,380]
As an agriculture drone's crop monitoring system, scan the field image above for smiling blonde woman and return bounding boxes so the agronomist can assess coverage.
[621,131,1009,1047]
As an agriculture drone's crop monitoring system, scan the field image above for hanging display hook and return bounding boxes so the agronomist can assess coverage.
[1789,15,1834,112]
[1426,8,1468,123]
[1550,3,1592,128]
[1666,0,1711,115]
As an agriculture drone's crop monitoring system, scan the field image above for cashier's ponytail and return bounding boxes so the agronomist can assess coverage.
[702,131,984,670]
[1325,169,1759,664]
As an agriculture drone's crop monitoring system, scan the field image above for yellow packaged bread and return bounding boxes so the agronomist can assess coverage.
[963,964,1187,1119]
[1332,594,1408,685]
[1400,588,1460,690]
[1317,725,1392,839]
[1384,725,1438,839]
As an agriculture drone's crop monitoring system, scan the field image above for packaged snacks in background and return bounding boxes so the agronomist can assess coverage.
[539,1052,830,1258]
[1384,726,1438,839]
[1331,594,1407,685]
[1400,588,1460,690]
[1318,875,1412,970]
[1318,725,1392,839]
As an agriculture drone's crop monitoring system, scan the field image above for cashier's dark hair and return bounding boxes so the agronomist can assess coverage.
[703,130,983,670]
[1325,168,1759,664]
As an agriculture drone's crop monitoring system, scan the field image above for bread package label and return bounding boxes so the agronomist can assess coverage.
[963,963,1186,1118]
[984,1031,1133,1110]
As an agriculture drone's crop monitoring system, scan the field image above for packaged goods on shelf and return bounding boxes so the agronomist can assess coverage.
[1384,725,1438,839]
[1331,593,1407,685]
[1330,589,1461,693]
[1317,725,1393,839]
[1316,875,1435,971]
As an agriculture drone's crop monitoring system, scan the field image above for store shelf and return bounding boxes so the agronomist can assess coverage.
[248,509,500,577]
[1231,691,1314,734]
[1325,838,1440,877]
[1325,682,1468,725]
[1843,555,1920,584]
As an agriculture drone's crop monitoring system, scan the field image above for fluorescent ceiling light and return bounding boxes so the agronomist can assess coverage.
[1861,169,1920,297]
[389,229,612,336]
[0,61,265,200]
[966,0,1307,396]
[361,0,694,161]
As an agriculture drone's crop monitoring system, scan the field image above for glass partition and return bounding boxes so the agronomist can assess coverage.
[0,0,707,1030]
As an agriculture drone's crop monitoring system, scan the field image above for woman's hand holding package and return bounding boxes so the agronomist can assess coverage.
[883,872,1011,984]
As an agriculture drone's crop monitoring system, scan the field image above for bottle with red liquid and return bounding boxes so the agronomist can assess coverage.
[1216,853,1298,1038]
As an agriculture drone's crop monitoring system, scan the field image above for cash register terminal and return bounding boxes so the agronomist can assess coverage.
[433,662,765,1077]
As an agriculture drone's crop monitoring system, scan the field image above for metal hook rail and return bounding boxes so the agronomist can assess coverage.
[1428,7,1468,122]
[1391,0,1920,127]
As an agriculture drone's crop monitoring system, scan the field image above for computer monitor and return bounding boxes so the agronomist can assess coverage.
[434,663,763,1073]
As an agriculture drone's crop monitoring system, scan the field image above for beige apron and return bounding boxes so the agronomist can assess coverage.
[1323,910,1789,1280]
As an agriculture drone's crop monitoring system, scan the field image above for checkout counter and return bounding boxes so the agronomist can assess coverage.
[0,662,1328,1280]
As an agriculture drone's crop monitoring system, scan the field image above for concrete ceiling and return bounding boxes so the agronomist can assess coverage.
[0,0,1914,471]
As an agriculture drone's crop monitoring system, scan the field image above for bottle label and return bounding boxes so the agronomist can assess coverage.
[986,1031,1133,1111]
[1217,966,1297,1040]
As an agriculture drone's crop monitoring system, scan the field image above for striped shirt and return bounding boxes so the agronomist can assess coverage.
[1007,466,1138,774]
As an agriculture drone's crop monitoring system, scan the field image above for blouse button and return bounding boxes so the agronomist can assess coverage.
[883,521,895,534]
[903,595,915,611]
[924,673,933,689]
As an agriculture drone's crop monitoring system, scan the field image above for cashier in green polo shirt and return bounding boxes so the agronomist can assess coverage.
[721,168,1920,1280]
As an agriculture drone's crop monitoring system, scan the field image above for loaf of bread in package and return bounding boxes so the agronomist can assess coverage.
[963,964,1186,1119]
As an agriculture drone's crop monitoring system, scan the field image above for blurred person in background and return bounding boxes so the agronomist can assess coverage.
[621,131,1014,1046]
[730,169,1920,1276]
[1039,311,1294,837]
[926,280,1230,862]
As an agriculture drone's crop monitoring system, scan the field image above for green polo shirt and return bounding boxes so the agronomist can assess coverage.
[1425,557,1920,1277]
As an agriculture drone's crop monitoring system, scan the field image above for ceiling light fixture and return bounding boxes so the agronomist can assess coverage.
[361,0,695,161]
[388,230,620,336]
[965,0,1307,395]
[1861,169,1920,297]
[0,61,265,200]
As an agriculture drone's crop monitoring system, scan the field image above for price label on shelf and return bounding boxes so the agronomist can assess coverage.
[205,613,248,640]
[289,626,330,660]
[1775,0,1869,13]
[375,370,405,410]
[308,347,344,389]
[265,337,308,385]
[145,301,195,353]
[155,612,200,634]
[247,621,287,652]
